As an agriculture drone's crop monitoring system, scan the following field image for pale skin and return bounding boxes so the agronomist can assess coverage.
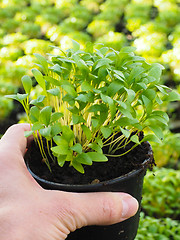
[0,124,138,240]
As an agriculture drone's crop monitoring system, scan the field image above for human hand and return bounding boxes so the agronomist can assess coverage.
[0,124,138,240]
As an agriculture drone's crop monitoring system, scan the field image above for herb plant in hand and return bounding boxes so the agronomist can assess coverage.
[6,40,180,240]
[6,41,180,174]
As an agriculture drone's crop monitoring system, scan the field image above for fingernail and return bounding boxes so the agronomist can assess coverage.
[121,196,139,219]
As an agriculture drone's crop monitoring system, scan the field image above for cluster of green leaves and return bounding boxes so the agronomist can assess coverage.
[6,42,180,173]
[142,167,180,219]
[136,212,180,240]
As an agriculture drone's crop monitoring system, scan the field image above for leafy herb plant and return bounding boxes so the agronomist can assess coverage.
[6,41,180,173]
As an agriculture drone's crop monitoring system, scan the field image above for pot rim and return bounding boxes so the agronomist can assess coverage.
[26,148,152,190]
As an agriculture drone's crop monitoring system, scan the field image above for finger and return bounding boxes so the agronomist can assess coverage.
[0,124,31,157]
[51,191,139,232]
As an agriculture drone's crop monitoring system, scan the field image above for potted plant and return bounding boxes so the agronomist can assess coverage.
[6,41,180,240]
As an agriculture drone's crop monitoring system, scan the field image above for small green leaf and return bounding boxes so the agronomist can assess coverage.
[51,143,69,155]
[142,95,152,114]
[62,126,74,143]
[34,53,48,75]
[86,152,108,162]
[72,40,80,51]
[100,126,112,139]
[81,125,92,141]
[61,84,77,97]
[128,66,145,82]
[88,142,102,153]
[51,112,63,123]
[44,76,61,86]
[51,123,62,136]
[72,160,85,174]
[32,122,44,131]
[81,81,93,91]
[93,58,112,70]
[120,127,130,139]
[40,106,52,126]
[163,90,180,102]
[149,125,164,140]
[40,126,52,139]
[57,155,66,167]
[32,68,46,90]
[130,135,140,144]
[47,88,60,97]
[29,106,40,123]
[21,75,32,94]
[5,93,28,103]
[24,131,33,138]
[75,153,92,165]
[30,95,46,107]
[141,134,162,144]
[70,143,82,154]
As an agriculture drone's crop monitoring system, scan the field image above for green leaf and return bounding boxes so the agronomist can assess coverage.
[88,142,102,153]
[76,94,88,103]
[107,82,123,97]
[100,126,112,139]
[34,53,48,75]
[40,106,52,126]
[81,125,92,141]
[72,160,85,174]
[81,81,93,91]
[86,152,108,162]
[51,122,62,136]
[115,117,139,127]
[51,140,69,155]
[61,84,77,97]
[32,68,46,90]
[72,114,85,124]
[72,54,89,73]
[148,63,164,82]
[57,155,66,167]
[5,93,28,103]
[130,135,140,144]
[141,134,162,144]
[125,88,136,103]
[163,90,180,102]
[128,66,145,82]
[40,126,52,139]
[30,95,46,107]
[149,125,164,140]
[44,76,61,86]
[47,88,60,97]
[62,126,74,143]
[93,58,112,70]
[142,95,152,114]
[75,153,92,165]
[51,112,63,123]
[143,89,156,100]
[32,122,44,131]
[24,131,33,138]
[70,143,82,154]
[21,75,32,94]
[72,40,80,51]
[120,127,130,139]
[29,106,40,123]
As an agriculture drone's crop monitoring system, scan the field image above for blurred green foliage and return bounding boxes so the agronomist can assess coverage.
[142,167,180,219]
[136,212,180,240]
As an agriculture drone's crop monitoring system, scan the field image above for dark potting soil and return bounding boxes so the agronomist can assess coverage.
[25,133,154,185]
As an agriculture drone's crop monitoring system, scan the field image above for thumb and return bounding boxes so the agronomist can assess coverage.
[51,191,139,232]
[0,124,31,164]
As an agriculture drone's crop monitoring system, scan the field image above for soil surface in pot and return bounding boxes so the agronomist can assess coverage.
[26,133,154,185]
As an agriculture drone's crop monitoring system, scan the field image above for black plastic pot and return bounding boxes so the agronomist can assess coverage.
[26,151,152,240]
